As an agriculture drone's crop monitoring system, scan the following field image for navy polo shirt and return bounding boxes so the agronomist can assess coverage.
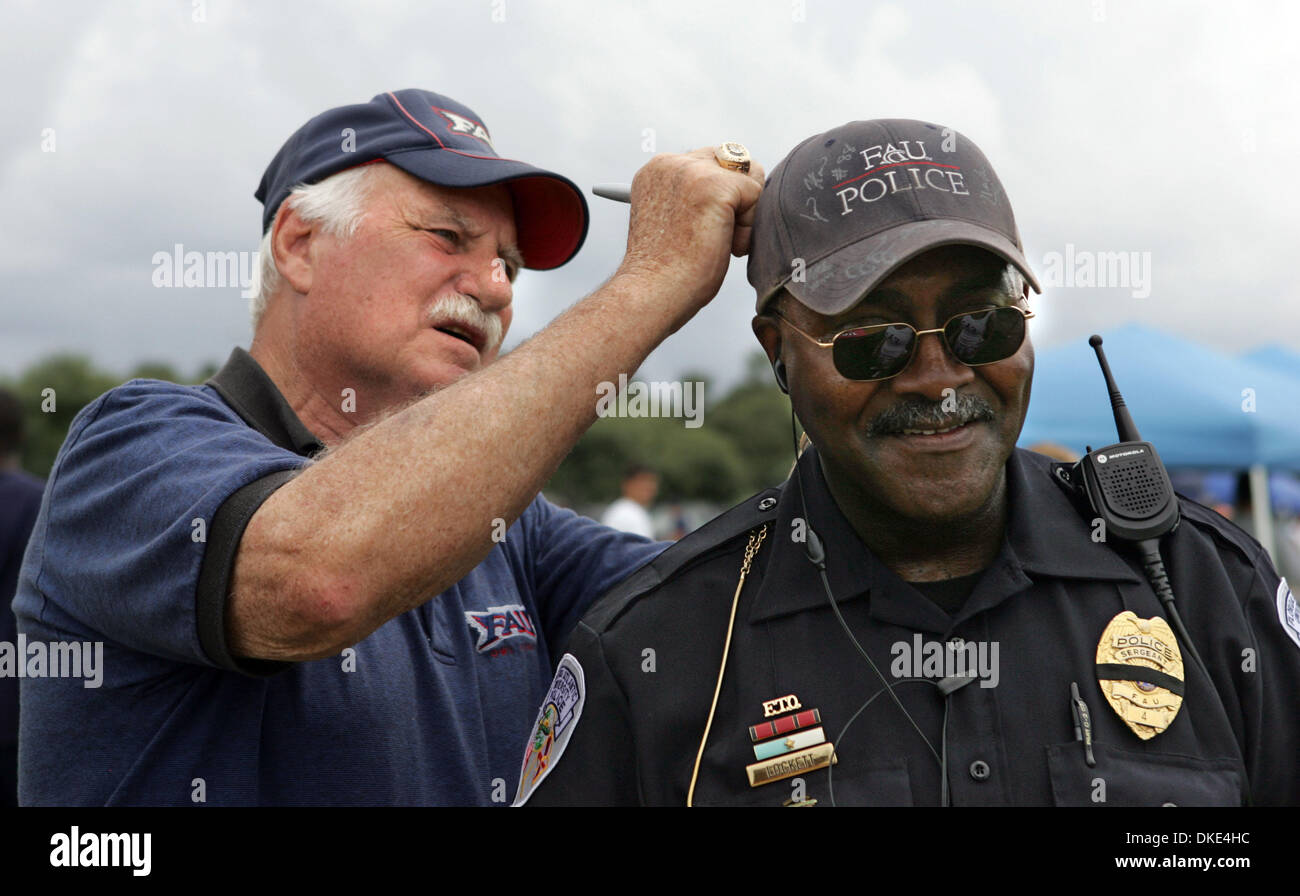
[15,348,664,805]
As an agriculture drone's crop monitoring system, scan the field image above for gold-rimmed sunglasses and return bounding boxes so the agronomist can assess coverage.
[771,305,1034,382]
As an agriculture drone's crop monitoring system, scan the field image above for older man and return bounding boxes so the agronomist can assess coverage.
[14,89,762,805]
[520,119,1300,806]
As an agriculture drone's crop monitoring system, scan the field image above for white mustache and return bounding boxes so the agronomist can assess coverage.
[427,293,503,354]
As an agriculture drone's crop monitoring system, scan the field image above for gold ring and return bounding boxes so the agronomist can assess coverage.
[714,142,751,173]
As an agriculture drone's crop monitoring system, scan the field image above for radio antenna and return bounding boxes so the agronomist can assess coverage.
[1089,335,1141,443]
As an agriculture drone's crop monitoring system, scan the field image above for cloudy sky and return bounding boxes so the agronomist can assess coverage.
[3,0,1297,390]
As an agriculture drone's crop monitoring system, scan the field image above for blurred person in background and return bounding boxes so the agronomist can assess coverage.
[601,464,660,540]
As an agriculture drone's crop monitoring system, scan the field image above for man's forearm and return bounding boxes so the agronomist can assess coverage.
[228,148,763,661]
[230,271,679,659]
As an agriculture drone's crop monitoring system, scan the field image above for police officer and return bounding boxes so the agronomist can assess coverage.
[519,119,1300,807]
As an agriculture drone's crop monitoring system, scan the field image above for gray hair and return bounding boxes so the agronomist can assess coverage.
[250,165,378,328]
[1002,263,1027,302]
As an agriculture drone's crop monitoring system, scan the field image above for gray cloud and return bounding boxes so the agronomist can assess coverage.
[3,0,1297,387]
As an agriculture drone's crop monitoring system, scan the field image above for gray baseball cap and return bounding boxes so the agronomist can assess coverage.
[748,119,1040,314]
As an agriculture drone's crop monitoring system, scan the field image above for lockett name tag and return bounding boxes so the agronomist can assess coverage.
[746,742,836,787]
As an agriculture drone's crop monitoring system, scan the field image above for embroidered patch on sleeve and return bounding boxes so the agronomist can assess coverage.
[512,653,585,806]
[1278,578,1300,650]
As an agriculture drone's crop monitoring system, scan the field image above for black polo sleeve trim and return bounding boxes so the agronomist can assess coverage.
[196,468,300,677]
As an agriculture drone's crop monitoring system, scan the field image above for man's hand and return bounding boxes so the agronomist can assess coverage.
[618,148,765,329]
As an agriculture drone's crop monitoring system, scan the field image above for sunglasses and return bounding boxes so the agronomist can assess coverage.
[771,305,1034,382]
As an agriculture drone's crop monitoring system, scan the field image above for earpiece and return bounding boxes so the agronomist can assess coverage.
[772,358,789,394]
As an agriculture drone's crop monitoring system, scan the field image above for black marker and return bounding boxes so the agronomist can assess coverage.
[1070,681,1096,767]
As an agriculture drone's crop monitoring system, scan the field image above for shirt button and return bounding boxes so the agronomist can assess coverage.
[969,760,991,781]
[758,497,777,510]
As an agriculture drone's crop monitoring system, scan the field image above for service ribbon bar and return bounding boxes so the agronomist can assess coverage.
[752,726,826,761]
[748,708,821,743]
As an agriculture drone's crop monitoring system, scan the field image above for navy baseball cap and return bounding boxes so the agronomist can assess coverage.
[255,89,589,270]
[749,119,1040,314]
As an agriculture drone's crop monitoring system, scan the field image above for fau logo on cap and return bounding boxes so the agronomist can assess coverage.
[465,604,537,653]
[436,107,494,149]
[831,140,969,216]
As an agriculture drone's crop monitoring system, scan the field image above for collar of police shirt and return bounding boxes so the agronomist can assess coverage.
[909,570,983,616]
[206,347,325,457]
[748,443,1145,634]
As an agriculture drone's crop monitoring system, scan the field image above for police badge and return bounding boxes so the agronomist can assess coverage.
[1095,611,1185,740]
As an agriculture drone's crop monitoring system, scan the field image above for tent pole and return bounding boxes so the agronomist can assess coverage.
[1250,464,1277,562]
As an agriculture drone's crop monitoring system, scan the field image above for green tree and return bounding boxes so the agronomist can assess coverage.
[193,361,220,382]
[129,361,218,384]
[8,355,121,477]
[3,354,225,477]
[546,354,798,508]
[546,413,750,507]
[128,361,184,383]
[708,352,799,490]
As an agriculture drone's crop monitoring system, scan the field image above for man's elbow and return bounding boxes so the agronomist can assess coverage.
[228,556,376,663]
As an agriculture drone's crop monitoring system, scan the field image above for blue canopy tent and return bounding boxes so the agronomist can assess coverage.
[1242,344,1300,380]
[1172,470,1300,515]
[1020,324,1300,467]
[1019,324,1300,559]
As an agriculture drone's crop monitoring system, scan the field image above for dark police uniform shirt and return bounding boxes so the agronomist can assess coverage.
[14,348,664,805]
[526,445,1300,806]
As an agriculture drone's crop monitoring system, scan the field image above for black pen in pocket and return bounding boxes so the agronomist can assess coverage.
[1070,681,1096,767]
